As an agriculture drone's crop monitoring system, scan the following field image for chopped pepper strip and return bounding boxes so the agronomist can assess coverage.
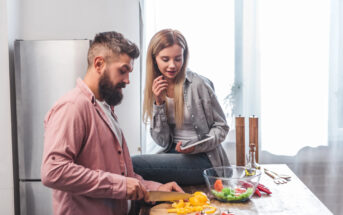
[205,205,217,214]
[254,187,262,197]
[257,184,272,194]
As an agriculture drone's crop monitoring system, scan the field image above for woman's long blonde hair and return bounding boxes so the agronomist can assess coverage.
[143,29,189,128]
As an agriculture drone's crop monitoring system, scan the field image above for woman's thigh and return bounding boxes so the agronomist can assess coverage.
[131,153,212,186]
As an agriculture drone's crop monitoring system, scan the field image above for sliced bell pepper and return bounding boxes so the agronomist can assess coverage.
[254,187,261,197]
[257,183,272,194]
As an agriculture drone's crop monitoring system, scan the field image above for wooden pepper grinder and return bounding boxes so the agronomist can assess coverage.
[235,116,245,166]
[249,115,259,163]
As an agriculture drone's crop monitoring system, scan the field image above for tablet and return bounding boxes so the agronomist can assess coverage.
[180,135,214,150]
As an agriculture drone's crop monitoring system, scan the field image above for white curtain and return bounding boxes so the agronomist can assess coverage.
[238,0,342,214]
[329,0,343,148]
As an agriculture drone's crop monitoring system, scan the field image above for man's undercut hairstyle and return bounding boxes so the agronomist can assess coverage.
[87,31,140,68]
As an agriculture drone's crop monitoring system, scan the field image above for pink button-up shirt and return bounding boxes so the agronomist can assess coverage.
[41,79,161,215]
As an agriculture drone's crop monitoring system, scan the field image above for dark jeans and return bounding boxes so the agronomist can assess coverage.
[131,151,212,186]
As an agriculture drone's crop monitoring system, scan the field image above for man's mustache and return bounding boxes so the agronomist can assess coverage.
[116,82,126,89]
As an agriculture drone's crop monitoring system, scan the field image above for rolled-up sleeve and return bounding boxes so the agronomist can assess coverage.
[41,102,127,199]
[150,103,171,149]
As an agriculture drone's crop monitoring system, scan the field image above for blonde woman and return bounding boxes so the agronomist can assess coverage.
[132,29,230,185]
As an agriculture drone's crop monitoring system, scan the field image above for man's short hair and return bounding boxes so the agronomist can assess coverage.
[87,31,140,67]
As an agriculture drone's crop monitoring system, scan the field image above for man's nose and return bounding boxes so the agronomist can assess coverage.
[123,74,130,84]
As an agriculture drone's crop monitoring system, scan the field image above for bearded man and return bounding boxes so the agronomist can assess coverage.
[41,31,182,215]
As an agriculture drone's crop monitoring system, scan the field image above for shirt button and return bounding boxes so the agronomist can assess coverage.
[118,151,121,154]
[191,115,194,118]
[195,126,198,129]
[121,172,125,175]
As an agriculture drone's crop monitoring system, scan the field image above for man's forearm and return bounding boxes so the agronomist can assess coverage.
[41,159,127,199]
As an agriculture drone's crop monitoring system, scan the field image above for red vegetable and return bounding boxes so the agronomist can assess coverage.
[214,179,223,191]
[257,183,272,194]
[235,187,247,194]
[241,181,253,188]
[254,187,262,197]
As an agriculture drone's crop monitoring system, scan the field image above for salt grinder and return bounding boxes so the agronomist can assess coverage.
[235,116,245,166]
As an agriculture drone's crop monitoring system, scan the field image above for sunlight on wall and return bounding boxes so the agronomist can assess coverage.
[259,0,330,156]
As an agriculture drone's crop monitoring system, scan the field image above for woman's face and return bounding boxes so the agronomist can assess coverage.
[155,44,184,81]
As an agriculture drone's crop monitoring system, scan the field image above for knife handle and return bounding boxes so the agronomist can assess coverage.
[264,168,278,179]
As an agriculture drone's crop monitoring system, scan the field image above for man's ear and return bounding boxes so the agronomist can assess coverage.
[94,56,105,74]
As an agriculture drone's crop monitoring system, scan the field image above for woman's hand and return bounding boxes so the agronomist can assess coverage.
[176,141,195,154]
[152,75,168,105]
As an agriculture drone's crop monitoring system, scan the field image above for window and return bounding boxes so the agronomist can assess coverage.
[258,0,330,155]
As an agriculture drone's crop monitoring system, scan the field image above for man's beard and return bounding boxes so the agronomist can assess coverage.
[98,70,125,106]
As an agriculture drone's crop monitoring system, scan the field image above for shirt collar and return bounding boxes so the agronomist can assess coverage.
[185,69,193,83]
[76,78,96,105]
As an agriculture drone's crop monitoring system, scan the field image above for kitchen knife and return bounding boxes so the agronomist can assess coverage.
[147,191,193,202]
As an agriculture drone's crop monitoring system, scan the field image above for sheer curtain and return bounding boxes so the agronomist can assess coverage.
[240,0,342,214]
[329,0,343,148]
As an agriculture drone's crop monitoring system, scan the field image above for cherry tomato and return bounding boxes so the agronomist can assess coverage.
[214,179,223,191]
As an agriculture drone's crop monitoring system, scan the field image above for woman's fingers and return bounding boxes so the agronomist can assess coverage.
[175,141,182,152]
[153,81,168,92]
[153,83,168,92]
[153,76,168,87]
[154,85,168,96]
[152,76,168,101]
[175,141,195,154]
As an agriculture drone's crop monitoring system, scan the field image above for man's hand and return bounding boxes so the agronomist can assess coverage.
[158,181,184,193]
[126,177,148,200]
[176,141,195,154]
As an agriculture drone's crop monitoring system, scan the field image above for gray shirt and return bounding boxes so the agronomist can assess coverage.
[151,70,230,167]
[96,100,123,147]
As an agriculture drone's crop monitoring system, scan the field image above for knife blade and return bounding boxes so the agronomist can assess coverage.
[147,191,193,202]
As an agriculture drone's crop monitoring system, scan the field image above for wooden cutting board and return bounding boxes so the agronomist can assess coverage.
[149,202,222,215]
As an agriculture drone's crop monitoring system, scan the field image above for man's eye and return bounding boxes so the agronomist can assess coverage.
[120,70,126,74]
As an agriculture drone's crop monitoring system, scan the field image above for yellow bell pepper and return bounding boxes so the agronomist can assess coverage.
[205,206,217,214]
[167,191,216,214]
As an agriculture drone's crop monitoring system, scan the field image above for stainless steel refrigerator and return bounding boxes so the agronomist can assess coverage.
[13,40,90,215]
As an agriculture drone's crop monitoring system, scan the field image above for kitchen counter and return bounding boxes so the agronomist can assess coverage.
[139,164,333,215]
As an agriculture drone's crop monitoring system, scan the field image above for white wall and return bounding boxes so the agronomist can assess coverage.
[0,0,14,214]
[7,0,142,155]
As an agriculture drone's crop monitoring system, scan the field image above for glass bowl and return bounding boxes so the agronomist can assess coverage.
[203,165,261,202]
